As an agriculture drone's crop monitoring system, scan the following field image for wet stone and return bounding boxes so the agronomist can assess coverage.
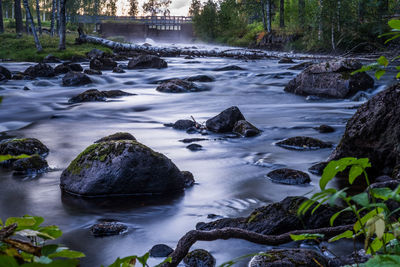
[186,75,215,82]
[186,144,203,151]
[0,138,49,157]
[232,120,261,137]
[156,79,207,93]
[181,171,195,188]
[84,69,102,75]
[206,106,245,133]
[314,124,335,133]
[90,221,127,237]
[172,120,195,130]
[267,168,311,185]
[308,162,328,175]
[179,138,208,143]
[12,155,48,175]
[276,136,332,150]
[62,71,92,86]
[95,132,136,143]
[184,249,216,267]
[213,65,245,71]
[149,244,174,257]
[113,66,125,73]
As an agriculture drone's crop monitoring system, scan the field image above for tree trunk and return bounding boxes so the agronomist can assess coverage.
[14,0,23,34]
[35,0,41,34]
[266,0,271,33]
[25,10,29,33]
[358,0,364,23]
[56,0,60,33]
[50,0,55,35]
[279,0,284,28]
[318,0,323,41]
[298,0,305,28]
[337,0,341,32]
[58,0,66,50]
[331,21,335,51]
[260,0,266,31]
[0,0,4,33]
[22,0,42,51]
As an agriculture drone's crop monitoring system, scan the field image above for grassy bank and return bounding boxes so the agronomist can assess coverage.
[0,33,112,62]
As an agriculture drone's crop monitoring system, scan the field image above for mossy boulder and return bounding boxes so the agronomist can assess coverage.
[284,59,374,98]
[0,138,49,157]
[249,249,328,267]
[60,138,193,196]
[24,63,55,78]
[232,120,261,137]
[12,154,48,175]
[196,196,354,235]
[128,55,167,69]
[183,249,215,267]
[94,132,136,143]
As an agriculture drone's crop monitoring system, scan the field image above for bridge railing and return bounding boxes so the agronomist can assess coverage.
[69,15,192,25]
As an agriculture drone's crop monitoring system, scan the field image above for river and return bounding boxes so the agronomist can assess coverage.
[0,51,392,266]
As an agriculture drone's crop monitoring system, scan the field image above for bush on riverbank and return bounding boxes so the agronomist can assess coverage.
[0,33,112,62]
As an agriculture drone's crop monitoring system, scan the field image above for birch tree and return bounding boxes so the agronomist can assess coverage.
[0,0,4,33]
[35,0,41,34]
[58,0,66,50]
[22,0,42,51]
[50,0,56,35]
[14,0,23,34]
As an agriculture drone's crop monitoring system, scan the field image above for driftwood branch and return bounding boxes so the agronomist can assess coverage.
[163,225,353,267]
[0,224,17,241]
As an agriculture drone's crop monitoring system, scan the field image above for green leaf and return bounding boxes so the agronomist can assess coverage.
[328,230,354,242]
[389,19,400,30]
[0,255,19,267]
[41,245,60,257]
[330,206,352,226]
[349,165,364,184]
[384,33,400,44]
[107,256,138,267]
[21,259,80,267]
[352,192,370,207]
[290,233,324,241]
[367,238,383,254]
[0,218,3,227]
[48,249,85,259]
[136,252,150,266]
[38,225,62,240]
[320,158,357,190]
[366,254,400,267]
[377,56,389,67]
[396,72,400,79]
[375,70,386,80]
[354,208,383,233]
[371,188,393,201]
[5,216,36,230]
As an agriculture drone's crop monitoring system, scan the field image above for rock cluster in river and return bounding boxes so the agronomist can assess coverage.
[329,82,400,177]
[284,59,374,98]
[68,89,134,103]
[0,138,50,175]
[62,71,92,86]
[60,133,194,196]
[196,196,354,234]
[156,79,208,93]
[128,55,168,69]
[24,63,55,78]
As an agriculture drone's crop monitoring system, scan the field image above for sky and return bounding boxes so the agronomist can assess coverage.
[117,0,207,16]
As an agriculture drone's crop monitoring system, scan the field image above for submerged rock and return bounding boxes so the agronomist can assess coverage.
[329,82,400,177]
[183,249,215,267]
[60,137,192,196]
[54,64,71,75]
[267,168,310,185]
[213,65,245,71]
[84,69,102,75]
[232,120,261,137]
[68,89,133,103]
[276,136,332,150]
[170,120,195,130]
[0,138,49,157]
[284,59,374,98]
[90,221,127,237]
[249,249,328,267]
[62,71,92,86]
[12,155,48,175]
[197,196,354,234]
[149,244,174,257]
[90,58,117,71]
[128,55,168,69]
[308,162,328,175]
[95,132,136,143]
[186,143,202,151]
[112,66,125,73]
[0,66,12,79]
[179,138,208,143]
[206,106,245,133]
[314,124,335,133]
[186,75,215,82]
[156,79,207,93]
[102,90,133,98]
[181,171,195,187]
[24,63,55,78]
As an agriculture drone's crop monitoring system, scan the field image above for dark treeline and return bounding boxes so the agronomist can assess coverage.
[190,0,400,52]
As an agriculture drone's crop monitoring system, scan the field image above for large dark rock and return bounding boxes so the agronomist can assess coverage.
[156,79,207,93]
[206,106,245,133]
[0,66,12,79]
[308,162,328,176]
[12,155,48,175]
[0,73,6,82]
[249,249,329,267]
[54,64,71,75]
[196,196,354,234]
[149,244,174,257]
[90,58,117,71]
[232,120,261,137]
[276,136,332,150]
[284,59,374,98]
[90,221,127,237]
[0,138,49,157]
[172,120,195,130]
[69,88,133,103]
[183,249,215,267]
[62,71,92,86]
[128,55,168,69]
[267,168,311,185]
[329,82,400,177]
[314,124,335,133]
[24,63,55,78]
[60,138,192,196]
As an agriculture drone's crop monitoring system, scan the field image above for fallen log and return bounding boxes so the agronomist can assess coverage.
[162,224,353,267]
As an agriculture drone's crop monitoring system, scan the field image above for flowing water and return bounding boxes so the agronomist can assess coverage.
[0,52,393,266]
